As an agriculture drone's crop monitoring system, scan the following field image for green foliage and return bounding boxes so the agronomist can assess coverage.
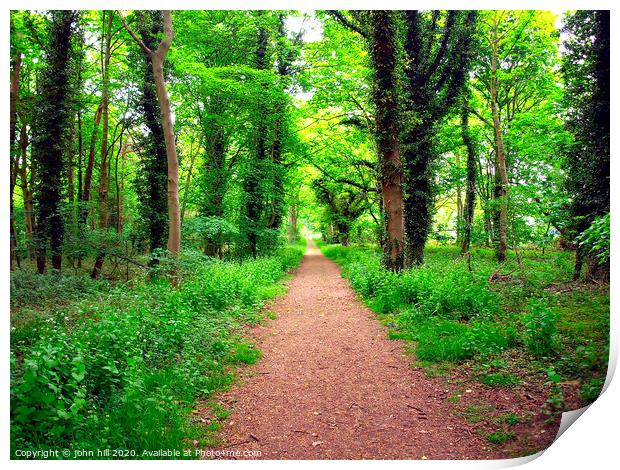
[322,244,499,320]
[561,11,610,240]
[11,243,304,457]
[183,216,239,253]
[10,270,108,310]
[524,298,558,357]
[321,242,608,401]
[480,373,519,388]
[576,213,610,265]
[581,376,605,405]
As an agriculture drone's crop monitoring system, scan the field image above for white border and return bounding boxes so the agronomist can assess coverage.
[2,1,617,468]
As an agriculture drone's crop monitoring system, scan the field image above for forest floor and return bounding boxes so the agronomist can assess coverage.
[206,241,561,459]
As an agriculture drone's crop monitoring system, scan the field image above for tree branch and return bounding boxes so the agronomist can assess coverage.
[117,10,152,55]
[326,10,368,39]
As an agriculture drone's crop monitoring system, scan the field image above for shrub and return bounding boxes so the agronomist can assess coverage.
[576,213,610,265]
[524,298,558,357]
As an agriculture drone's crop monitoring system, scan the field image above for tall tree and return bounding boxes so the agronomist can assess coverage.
[369,10,405,271]
[401,10,477,266]
[242,11,271,258]
[562,10,610,281]
[31,10,79,272]
[133,10,169,253]
[470,11,560,262]
[120,10,182,259]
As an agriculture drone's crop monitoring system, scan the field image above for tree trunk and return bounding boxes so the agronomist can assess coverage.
[287,204,298,243]
[455,151,463,246]
[31,11,77,273]
[92,13,114,279]
[116,142,128,234]
[180,140,196,226]
[460,103,477,255]
[490,18,509,263]
[68,117,76,205]
[10,50,22,270]
[19,124,35,259]
[370,10,405,272]
[402,127,433,267]
[150,12,181,257]
[243,12,269,258]
[82,103,103,224]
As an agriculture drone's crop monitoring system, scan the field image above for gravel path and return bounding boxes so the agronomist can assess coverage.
[215,240,496,459]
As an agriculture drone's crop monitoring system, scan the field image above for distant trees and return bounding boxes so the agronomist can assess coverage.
[562,10,610,281]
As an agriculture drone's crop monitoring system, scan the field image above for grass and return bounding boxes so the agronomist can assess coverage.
[479,372,520,388]
[319,241,609,406]
[10,240,306,459]
[486,430,516,445]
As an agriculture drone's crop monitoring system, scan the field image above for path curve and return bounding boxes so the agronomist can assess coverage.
[214,240,495,459]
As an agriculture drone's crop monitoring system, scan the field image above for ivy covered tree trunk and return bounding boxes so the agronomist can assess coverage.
[199,124,228,257]
[31,10,78,273]
[401,11,477,268]
[81,103,103,225]
[151,14,181,257]
[139,44,168,251]
[19,124,35,259]
[402,126,434,267]
[121,10,181,271]
[242,12,270,258]
[370,10,404,272]
[266,14,294,231]
[136,10,169,253]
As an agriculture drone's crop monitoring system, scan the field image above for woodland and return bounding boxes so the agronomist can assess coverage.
[9,10,610,459]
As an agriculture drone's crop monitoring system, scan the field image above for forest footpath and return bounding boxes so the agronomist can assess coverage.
[212,241,528,459]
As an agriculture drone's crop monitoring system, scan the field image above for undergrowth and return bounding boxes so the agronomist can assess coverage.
[10,240,305,459]
[319,242,609,407]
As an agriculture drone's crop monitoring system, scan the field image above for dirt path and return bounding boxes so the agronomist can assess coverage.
[214,240,497,459]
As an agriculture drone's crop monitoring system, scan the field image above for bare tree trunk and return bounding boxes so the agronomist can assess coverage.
[121,10,181,269]
[455,151,463,246]
[370,11,405,272]
[152,61,180,255]
[490,16,509,263]
[116,143,127,234]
